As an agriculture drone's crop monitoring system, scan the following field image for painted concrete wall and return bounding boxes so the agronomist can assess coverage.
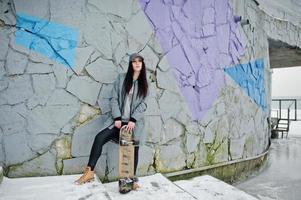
[0,0,300,180]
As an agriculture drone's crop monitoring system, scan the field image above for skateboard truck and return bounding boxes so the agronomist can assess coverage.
[120,139,134,146]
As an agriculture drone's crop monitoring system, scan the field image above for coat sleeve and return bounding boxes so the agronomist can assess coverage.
[130,82,150,123]
[110,74,122,120]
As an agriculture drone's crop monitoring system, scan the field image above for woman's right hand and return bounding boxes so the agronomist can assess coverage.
[114,120,122,129]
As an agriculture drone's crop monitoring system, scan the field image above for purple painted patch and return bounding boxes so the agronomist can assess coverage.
[140,0,246,120]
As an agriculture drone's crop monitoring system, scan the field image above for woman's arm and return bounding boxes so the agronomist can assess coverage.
[110,74,122,120]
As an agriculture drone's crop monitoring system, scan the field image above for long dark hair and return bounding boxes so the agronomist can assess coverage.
[123,60,148,98]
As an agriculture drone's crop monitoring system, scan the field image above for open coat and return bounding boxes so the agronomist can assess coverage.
[101,73,149,143]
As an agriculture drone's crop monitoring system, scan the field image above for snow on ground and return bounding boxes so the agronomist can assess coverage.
[236,121,301,200]
[0,174,111,200]
[175,175,258,200]
[0,172,259,200]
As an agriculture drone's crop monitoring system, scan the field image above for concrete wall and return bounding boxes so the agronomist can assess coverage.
[0,0,300,180]
[257,0,301,27]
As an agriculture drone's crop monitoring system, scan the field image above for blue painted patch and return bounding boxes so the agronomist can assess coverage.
[224,59,266,110]
[15,13,78,68]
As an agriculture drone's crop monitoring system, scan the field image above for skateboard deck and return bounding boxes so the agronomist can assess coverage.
[118,125,135,194]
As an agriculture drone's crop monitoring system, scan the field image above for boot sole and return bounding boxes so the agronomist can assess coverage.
[74,177,95,185]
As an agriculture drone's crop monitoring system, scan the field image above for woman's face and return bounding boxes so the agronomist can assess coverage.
[132,57,143,72]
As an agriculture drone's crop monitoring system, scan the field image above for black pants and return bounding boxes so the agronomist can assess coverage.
[87,122,139,175]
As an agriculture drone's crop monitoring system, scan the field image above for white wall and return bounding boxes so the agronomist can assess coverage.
[272,66,301,98]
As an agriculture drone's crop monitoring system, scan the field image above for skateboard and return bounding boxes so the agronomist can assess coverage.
[118,125,136,194]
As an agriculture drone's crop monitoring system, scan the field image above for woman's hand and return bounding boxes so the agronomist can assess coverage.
[126,121,135,132]
[114,120,122,129]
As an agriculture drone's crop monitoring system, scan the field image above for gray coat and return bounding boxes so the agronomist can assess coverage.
[101,73,149,143]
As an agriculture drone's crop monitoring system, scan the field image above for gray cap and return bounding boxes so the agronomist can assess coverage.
[129,53,144,62]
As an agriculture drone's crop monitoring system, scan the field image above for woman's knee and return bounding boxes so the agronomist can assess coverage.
[94,131,107,144]
[94,133,103,142]
[94,128,113,144]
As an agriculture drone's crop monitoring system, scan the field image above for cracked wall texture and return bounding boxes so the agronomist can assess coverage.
[0,0,301,180]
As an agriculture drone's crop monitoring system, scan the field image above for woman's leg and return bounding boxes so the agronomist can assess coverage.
[87,126,119,170]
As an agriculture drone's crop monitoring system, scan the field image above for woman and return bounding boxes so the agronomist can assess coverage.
[74,53,149,189]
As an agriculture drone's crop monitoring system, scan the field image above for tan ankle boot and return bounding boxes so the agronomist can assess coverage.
[74,166,95,185]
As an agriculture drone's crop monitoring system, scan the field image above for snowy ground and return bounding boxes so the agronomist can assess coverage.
[288,121,301,137]
[0,173,258,200]
[0,174,111,200]
[236,121,301,200]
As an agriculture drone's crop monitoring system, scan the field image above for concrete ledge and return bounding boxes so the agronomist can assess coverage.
[175,175,258,200]
[0,172,258,200]
[103,173,259,200]
[165,149,269,184]
[104,173,196,200]
[0,174,112,199]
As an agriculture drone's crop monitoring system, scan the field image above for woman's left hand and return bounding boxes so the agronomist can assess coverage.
[126,121,135,132]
